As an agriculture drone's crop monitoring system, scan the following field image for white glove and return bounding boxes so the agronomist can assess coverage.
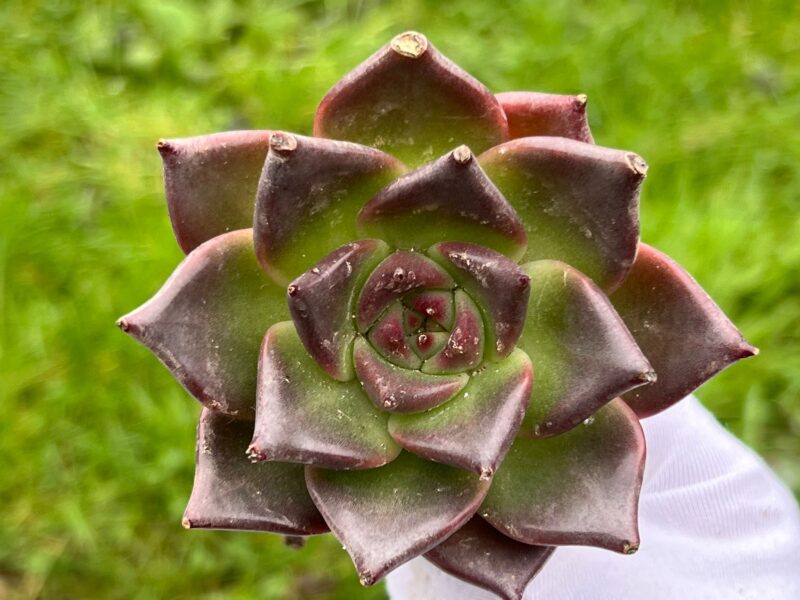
[386,395,800,600]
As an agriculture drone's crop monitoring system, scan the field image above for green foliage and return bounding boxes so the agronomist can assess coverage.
[0,0,797,597]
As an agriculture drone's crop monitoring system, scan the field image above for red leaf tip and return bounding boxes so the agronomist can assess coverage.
[626,152,648,176]
[575,93,588,107]
[623,541,639,555]
[269,131,298,154]
[156,139,176,156]
[390,31,428,58]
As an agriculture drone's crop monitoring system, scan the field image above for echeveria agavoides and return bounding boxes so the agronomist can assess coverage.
[118,31,756,599]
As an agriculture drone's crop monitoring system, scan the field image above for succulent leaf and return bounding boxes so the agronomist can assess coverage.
[517,260,655,438]
[612,244,757,418]
[388,348,533,477]
[353,337,468,413]
[357,146,527,259]
[421,290,485,374]
[305,452,490,586]
[356,250,455,332]
[480,137,646,291]
[407,331,450,360]
[367,302,422,369]
[428,242,531,361]
[288,240,390,381]
[497,92,594,143]
[254,133,404,285]
[425,516,554,600]
[480,398,645,554]
[158,131,272,254]
[117,229,287,417]
[183,409,328,535]
[249,322,400,469]
[314,32,509,166]
[403,290,455,330]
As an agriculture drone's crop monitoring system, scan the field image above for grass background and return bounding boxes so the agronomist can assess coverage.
[1,0,798,598]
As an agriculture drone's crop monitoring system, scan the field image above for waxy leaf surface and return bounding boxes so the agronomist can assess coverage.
[425,516,554,600]
[356,251,454,332]
[358,147,526,259]
[518,260,654,438]
[314,32,508,166]
[422,290,484,374]
[306,452,490,586]
[403,290,454,330]
[354,337,468,413]
[249,322,400,469]
[497,92,593,143]
[612,244,757,417]
[288,240,390,381]
[158,131,271,254]
[481,399,645,554]
[480,137,646,291]
[367,303,422,369]
[429,242,530,360]
[183,409,327,535]
[389,349,532,477]
[117,230,287,417]
[254,133,404,285]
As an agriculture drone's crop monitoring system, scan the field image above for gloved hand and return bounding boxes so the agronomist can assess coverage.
[386,396,800,600]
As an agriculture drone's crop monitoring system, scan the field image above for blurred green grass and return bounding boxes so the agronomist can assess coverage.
[0,0,798,598]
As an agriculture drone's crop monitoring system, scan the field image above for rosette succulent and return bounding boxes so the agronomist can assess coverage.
[118,31,757,599]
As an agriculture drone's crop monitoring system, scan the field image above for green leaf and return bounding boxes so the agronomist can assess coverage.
[306,452,490,586]
[517,260,654,438]
[480,399,645,554]
[253,133,404,286]
[117,229,287,417]
[389,349,532,477]
[314,32,508,167]
[158,131,271,254]
[480,137,646,291]
[183,409,328,535]
[248,322,400,470]
[357,146,527,260]
[612,244,757,418]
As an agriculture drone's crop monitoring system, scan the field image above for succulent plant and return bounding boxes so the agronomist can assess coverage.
[118,31,757,600]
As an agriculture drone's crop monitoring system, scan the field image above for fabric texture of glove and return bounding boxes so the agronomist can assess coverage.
[386,395,800,600]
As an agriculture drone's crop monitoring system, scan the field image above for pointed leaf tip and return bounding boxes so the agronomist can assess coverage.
[497,91,594,143]
[481,398,645,553]
[117,229,287,416]
[183,409,328,535]
[250,322,400,470]
[425,516,554,600]
[358,150,527,260]
[612,244,757,418]
[315,33,508,166]
[306,452,490,586]
[158,131,272,254]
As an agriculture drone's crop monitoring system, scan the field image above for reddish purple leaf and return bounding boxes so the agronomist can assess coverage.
[306,452,490,586]
[518,260,654,438]
[389,349,532,477]
[353,337,468,413]
[254,132,404,285]
[422,290,484,374]
[480,137,647,292]
[183,409,328,535]
[497,92,594,143]
[612,244,757,418]
[357,146,527,260]
[356,251,455,332]
[249,322,400,469]
[425,516,554,600]
[408,331,449,360]
[117,229,287,417]
[367,303,422,369]
[403,290,454,330]
[428,242,531,360]
[481,399,645,554]
[288,240,390,381]
[315,31,508,166]
[158,131,271,254]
